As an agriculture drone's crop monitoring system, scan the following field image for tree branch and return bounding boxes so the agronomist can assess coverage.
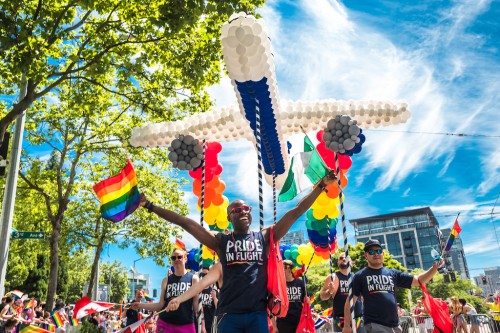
[18,172,54,221]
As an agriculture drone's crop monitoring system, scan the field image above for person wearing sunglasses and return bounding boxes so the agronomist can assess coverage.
[342,239,442,333]
[139,170,337,333]
[131,248,200,333]
[275,260,306,333]
[320,253,364,333]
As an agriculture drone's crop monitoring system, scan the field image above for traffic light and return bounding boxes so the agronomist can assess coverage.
[450,272,456,282]
[443,274,450,283]
[153,289,157,298]
[482,276,487,284]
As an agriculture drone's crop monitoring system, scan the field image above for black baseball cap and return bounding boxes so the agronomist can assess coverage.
[364,239,382,251]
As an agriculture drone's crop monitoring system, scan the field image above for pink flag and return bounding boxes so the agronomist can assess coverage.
[73,296,114,319]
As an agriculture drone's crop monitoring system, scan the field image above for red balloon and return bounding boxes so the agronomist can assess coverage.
[189,167,202,180]
[316,130,325,142]
[338,153,352,170]
[212,164,223,175]
[207,142,222,154]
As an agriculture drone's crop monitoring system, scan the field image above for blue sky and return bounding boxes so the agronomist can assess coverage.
[105,0,500,294]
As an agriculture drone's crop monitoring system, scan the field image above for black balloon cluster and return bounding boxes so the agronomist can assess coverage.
[323,115,365,156]
[167,134,204,170]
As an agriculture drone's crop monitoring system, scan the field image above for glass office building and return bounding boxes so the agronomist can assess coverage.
[350,207,441,271]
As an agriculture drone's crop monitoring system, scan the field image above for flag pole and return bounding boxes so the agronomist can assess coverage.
[440,212,461,258]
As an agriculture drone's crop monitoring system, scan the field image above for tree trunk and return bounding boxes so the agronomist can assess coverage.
[45,219,61,311]
[87,238,104,299]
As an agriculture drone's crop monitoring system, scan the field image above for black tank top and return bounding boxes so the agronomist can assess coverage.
[201,286,218,331]
[217,231,268,315]
[158,272,195,325]
[332,272,363,317]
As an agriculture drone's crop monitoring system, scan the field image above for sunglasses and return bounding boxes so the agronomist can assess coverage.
[170,255,184,261]
[284,264,294,269]
[229,205,252,215]
[367,249,383,255]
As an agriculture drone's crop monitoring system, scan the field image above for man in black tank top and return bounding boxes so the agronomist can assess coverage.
[320,253,364,333]
[131,248,199,333]
[139,171,337,333]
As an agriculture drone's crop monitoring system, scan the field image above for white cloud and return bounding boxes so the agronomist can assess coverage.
[463,233,500,255]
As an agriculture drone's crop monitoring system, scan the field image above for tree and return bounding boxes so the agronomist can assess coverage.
[99,261,129,303]
[22,254,49,299]
[2,0,264,310]
[0,0,265,145]
[409,269,488,313]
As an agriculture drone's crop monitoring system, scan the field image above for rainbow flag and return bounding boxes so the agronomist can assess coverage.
[24,298,35,309]
[93,160,141,222]
[175,238,186,249]
[444,219,462,251]
[52,312,64,327]
[143,292,154,302]
[41,323,56,333]
[19,325,51,333]
[69,317,79,326]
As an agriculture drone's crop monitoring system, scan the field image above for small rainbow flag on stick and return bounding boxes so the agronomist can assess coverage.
[444,218,462,252]
[69,317,79,326]
[93,160,141,222]
[51,312,64,328]
[143,292,154,302]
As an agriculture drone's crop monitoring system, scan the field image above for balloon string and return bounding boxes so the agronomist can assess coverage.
[197,139,206,333]
[255,101,264,231]
[335,152,356,333]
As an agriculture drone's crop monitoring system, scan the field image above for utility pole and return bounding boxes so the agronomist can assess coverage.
[0,76,27,296]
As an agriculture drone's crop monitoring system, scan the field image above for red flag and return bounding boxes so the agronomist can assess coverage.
[420,282,453,333]
[296,297,316,332]
[73,296,114,319]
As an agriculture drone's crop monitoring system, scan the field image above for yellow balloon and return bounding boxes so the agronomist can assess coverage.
[315,191,331,206]
[326,205,340,219]
[296,254,306,265]
[312,208,327,220]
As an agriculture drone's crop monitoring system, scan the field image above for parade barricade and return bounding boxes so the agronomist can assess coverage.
[315,314,495,333]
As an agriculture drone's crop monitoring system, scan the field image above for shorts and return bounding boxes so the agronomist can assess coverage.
[424,318,433,330]
[215,311,269,333]
[156,319,195,333]
[469,315,480,325]
[365,322,402,333]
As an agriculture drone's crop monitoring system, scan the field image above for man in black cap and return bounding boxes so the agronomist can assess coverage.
[342,239,441,333]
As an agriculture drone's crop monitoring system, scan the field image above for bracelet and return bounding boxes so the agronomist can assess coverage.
[318,182,328,193]
[144,200,155,213]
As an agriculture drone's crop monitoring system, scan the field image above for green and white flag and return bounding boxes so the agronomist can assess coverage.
[278,136,329,202]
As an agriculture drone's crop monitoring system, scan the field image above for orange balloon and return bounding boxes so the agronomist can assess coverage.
[193,179,201,196]
[340,172,348,188]
[212,194,224,206]
[207,175,221,190]
[197,197,212,208]
[325,182,339,198]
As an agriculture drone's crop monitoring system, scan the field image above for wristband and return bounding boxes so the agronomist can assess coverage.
[144,201,155,212]
[318,182,328,193]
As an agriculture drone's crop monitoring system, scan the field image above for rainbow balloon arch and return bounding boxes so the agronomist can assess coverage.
[130,12,411,270]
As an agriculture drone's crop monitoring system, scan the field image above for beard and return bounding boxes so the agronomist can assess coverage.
[339,263,348,269]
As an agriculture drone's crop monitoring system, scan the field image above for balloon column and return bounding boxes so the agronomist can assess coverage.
[298,130,351,256]
[188,141,232,232]
[186,245,219,271]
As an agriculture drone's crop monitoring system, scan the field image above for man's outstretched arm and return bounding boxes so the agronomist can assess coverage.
[140,194,220,252]
[270,170,337,242]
